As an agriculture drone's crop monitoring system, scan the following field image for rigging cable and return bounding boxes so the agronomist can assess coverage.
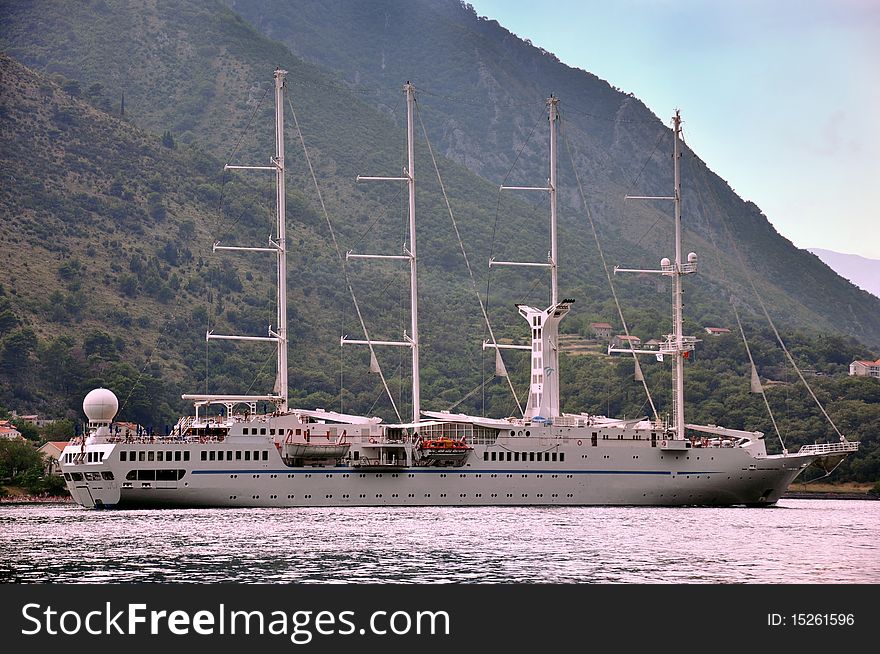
[559,110,659,423]
[690,152,847,443]
[286,92,402,422]
[414,96,525,416]
[681,152,786,449]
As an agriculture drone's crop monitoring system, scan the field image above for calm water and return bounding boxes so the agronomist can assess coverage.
[1,500,877,583]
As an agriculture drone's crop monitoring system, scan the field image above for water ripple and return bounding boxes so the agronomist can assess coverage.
[1,500,877,583]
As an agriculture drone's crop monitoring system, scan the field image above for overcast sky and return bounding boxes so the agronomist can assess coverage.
[467,0,880,259]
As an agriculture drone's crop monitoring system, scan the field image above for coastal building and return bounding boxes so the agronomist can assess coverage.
[589,322,613,339]
[849,358,880,378]
[38,441,70,475]
[610,334,641,350]
[9,411,56,428]
[0,420,23,441]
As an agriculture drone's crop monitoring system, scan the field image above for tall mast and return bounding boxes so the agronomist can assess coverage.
[274,68,289,412]
[671,110,684,440]
[487,95,572,420]
[184,68,290,413]
[549,96,559,307]
[405,82,420,423]
[614,109,697,438]
[344,82,420,424]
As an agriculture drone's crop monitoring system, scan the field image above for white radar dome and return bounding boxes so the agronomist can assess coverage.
[660,257,671,267]
[83,387,119,423]
[687,252,698,263]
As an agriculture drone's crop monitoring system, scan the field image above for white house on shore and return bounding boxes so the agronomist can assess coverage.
[0,420,23,441]
[850,358,880,378]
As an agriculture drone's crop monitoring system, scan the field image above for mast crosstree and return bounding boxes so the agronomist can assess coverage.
[183,68,290,412]
[485,96,573,420]
[343,82,421,424]
[613,110,698,440]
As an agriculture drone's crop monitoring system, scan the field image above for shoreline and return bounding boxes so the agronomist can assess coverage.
[782,491,877,500]
[1,493,876,505]
[0,495,73,504]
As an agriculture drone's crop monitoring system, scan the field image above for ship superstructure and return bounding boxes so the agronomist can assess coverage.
[60,72,857,509]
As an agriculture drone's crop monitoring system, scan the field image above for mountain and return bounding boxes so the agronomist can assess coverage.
[807,249,880,299]
[3,1,879,351]
[222,0,880,348]
[0,0,878,482]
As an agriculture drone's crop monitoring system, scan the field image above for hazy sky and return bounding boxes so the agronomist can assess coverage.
[467,0,880,259]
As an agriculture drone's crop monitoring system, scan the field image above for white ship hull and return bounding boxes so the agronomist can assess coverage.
[59,426,820,509]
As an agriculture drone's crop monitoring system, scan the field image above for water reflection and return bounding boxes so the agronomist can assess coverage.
[1,500,878,583]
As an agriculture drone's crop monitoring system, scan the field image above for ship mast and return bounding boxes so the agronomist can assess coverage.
[614,110,697,439]
[670,110,686,441]
[343,82,420,424]
[183,68,290,414]
[486,96,572,420]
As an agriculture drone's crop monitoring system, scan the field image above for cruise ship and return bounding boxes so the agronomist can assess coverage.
[59,70,857,508]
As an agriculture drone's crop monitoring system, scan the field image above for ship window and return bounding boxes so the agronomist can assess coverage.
[514,452,520,461]
[270,429,276,436]
[120,451,127,462]
[224,451,230,461]
[245,451,251,461]
[102,471,114,480]
[591,433,598,447]
[551,453,557,461]
[560,453,565,462]
[126,470,137,480]
[156,469,176,481]
[184,451,190,461]
[177,470,186,480]
[236,451,242,460]
[175,451,181,461]
[260,429,266,435]
[353,451,359,461]
[529,452,535,461]
[262,451,268,461]
[491,452,497,461]
[253,451,259,460]
[209,451,216,461]
[148,452,155,462]
[201,451,207,461]
[166,451,172,461]
[296,429,301,435]
[157,452,163,462]
[506,452,512,461]
[137,470,155,481]
[64,473,71,480]
[139,451,146,461]
[483,452,488,461]
[71,472,83,481]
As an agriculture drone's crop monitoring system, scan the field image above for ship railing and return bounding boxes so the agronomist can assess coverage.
[797,441,859,456]
[659,335,697,353]
[102,434,228,445]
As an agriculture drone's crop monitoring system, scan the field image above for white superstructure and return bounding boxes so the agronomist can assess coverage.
[60,73,857,509]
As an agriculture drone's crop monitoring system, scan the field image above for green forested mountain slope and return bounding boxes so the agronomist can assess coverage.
[223,0,880,348]
[0,1,877,481]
